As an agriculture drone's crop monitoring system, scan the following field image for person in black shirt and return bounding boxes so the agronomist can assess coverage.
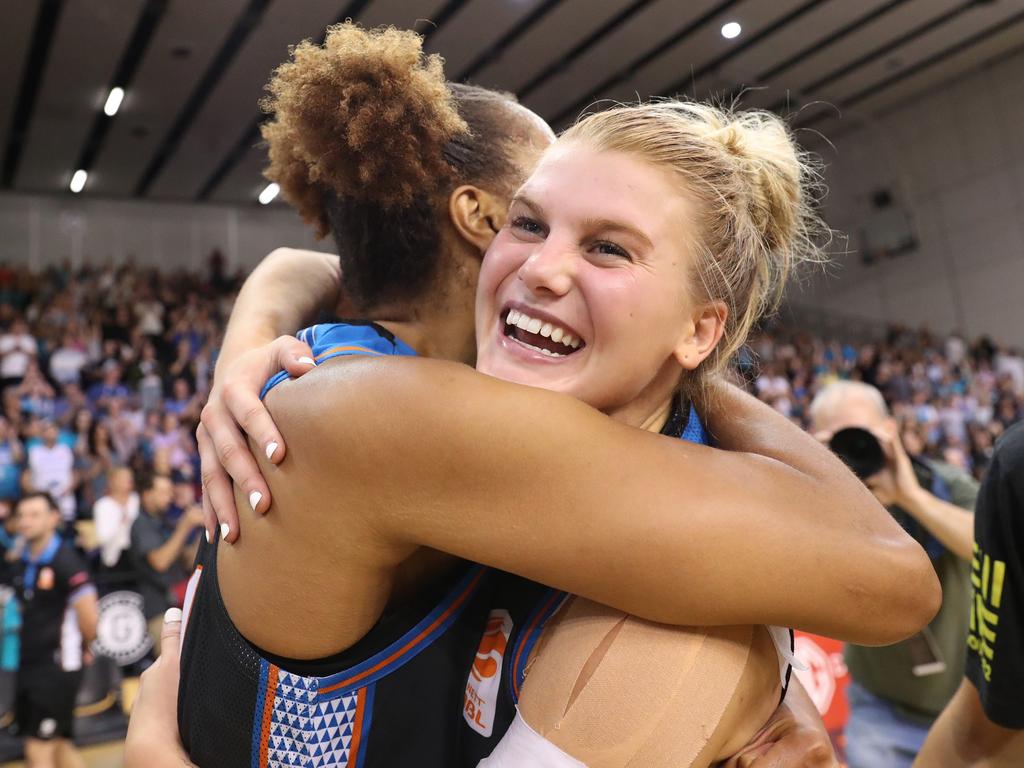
[916,421,1024,765]
[6,492,98,768]
[130,470,203,656]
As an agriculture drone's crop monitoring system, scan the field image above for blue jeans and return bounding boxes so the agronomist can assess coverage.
[843,682,932,768]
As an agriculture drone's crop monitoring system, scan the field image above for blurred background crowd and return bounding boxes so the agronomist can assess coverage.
[0,256,1017,549]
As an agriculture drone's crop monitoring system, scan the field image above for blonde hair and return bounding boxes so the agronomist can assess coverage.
[561,101,827,401]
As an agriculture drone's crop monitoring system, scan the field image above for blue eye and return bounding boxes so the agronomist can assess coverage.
[593,241,631,261]
[512,216,545,236]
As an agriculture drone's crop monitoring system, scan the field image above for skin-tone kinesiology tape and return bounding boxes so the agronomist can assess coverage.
[517,597,781,767]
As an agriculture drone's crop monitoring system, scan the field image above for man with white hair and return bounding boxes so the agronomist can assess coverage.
[810,380,977,768]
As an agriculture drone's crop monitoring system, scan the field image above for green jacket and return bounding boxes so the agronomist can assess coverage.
[844,459,976,723]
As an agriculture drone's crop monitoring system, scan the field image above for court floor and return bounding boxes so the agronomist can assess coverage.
[1,740,124,767]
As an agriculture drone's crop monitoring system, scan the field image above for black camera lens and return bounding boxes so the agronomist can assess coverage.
[829,427,886,480]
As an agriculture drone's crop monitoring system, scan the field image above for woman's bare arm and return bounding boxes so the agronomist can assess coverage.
[199,248,339,538]
[259,356,939,646]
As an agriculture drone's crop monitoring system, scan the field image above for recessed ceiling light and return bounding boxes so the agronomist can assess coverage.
[258,182,280,205]
[70,169,88,193]
[721,22,742,39]
[103,87,124,116]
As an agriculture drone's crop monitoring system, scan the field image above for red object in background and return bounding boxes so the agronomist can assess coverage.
[793,631,851,761]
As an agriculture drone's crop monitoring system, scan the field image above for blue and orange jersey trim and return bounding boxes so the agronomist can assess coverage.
[507,589,570,704]
[316,564,487,697]
[261,322,418,399]
[250,565,486,767]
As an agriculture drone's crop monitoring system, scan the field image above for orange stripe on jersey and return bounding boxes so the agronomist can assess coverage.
[346,687,368,765]
[319,569,486,695]
[512,591,563,699]
[314,345,386,361]
[258,664,279,765]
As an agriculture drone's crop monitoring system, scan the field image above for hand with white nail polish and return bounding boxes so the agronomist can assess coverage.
[199,334,317,542]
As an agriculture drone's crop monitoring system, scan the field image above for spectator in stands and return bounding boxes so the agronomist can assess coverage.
[129,471,202,656]
[74,419,117,512]
[48,332,90,387]
[915,421,1024,765]
[0,317,37,390]
[93,467,139,575]
[5,492,97,768]
[0,417,24,503]
[24,421,75,524]
[14,362,55,420]
[810,381,977,768]
[86,360,129,411]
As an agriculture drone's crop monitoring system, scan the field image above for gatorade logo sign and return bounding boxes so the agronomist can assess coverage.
[463,609,512,737]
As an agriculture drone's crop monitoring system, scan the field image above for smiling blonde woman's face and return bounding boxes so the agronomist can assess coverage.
[474,143,714,425]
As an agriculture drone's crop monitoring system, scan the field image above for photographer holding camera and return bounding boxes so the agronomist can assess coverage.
[810,381,976,768]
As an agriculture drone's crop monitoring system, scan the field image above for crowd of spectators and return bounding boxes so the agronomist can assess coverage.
[0,256,1020,566]
[0,257,240,591]
[745,323,1024,480]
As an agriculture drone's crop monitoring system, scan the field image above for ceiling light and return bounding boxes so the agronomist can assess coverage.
[103,87,124,117]
[721,22,742,39]
[258,182,280,205]
[70,169,88,193]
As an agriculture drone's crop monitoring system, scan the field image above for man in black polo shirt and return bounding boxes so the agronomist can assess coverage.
[915,421,1024,765]
[130,471,203,656]
[6,492,98,768]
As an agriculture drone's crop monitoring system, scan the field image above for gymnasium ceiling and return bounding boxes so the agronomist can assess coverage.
[2,0,1022,205]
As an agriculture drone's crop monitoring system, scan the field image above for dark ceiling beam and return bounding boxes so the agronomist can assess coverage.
[547,0,745,127]
[73,0,168,178]
[2,0,65,188]
[768,0,984,114]
[134,0,274,197]
[842,6,1024,110]
[758,0,911,85]
[420,0,472,46]
[517,0,658,101]
[797,6,1024,131]
[658,0,832,101]
[719,0,914,112]
[194,0,375,202]
[455,0,567,83]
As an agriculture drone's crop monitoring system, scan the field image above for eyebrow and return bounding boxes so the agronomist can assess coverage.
[512,194,654,249]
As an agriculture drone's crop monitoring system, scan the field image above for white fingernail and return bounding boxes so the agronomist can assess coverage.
[164,607,183,624]
[298,356,316,366]
[249,491,263,511]
[265,442,279,461]
[205,528,211,544]
[220,522,229,540]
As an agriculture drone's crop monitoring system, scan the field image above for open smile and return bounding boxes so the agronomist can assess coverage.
[501,306,586,359]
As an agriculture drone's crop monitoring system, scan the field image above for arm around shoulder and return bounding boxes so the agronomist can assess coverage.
[268,356,938,644]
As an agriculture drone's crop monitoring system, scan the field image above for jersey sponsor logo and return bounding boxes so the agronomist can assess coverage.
[969,541,1007,682]
[94,591,152,666]
[38,718,57,738]
[37,567,54,591]
[464,609,512,737]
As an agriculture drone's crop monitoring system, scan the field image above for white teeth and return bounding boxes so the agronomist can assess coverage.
[503,308,583,352]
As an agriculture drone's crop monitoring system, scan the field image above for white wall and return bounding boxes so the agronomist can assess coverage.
[792,46,1024,349]
[0,192,331,273]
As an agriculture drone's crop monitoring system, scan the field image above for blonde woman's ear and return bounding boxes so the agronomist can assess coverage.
[674,302,727,370]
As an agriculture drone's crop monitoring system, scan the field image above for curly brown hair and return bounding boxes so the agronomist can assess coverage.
[261,23,538,309]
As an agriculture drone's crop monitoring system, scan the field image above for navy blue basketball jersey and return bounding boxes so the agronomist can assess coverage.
[178,320,786,767]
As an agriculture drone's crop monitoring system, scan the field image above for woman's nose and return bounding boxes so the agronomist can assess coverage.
[518,239,574,297]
